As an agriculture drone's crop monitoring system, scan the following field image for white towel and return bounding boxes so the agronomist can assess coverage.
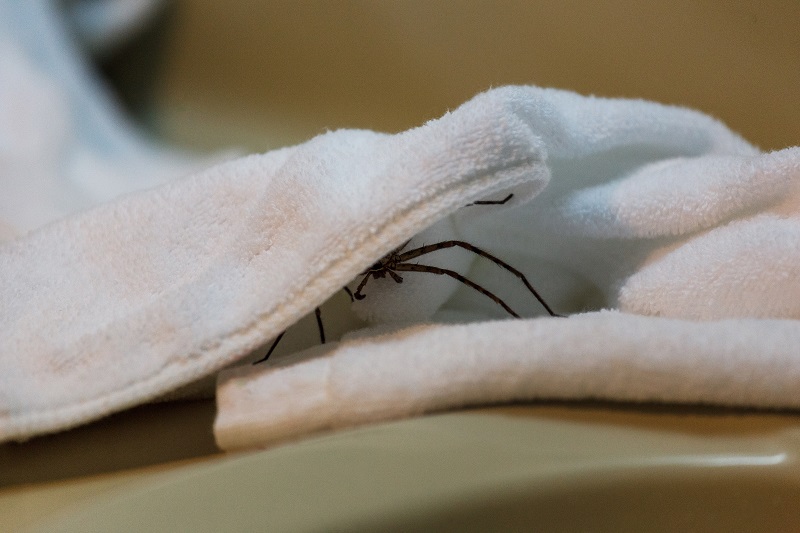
[2,84,798,445]
[213,87,800,450]
[0,85,547,441]
[215,313,800,451]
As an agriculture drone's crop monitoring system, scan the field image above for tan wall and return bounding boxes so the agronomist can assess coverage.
[152,1,799,152]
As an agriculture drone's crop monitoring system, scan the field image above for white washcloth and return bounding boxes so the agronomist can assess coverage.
[2,86,798,446]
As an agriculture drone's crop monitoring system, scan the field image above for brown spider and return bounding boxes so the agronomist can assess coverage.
[254,193,559,364]
[352,240,559,318]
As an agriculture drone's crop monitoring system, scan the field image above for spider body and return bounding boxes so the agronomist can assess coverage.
[355,243,408,289]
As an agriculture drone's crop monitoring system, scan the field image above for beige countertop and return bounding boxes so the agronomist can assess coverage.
[4,402,800,531]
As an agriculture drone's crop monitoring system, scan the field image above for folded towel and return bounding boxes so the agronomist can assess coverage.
[2,84,798,446]
[213,88,800,450]
[215,313,800,451]
[0,86,547,441]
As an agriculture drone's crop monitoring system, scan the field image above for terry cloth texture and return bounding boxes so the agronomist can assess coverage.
[1,85,798,446]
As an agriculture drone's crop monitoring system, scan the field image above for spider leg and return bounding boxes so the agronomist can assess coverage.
[253,304,326,365]
[466,193,513,206]
[314,306,325,344]
[342,286,355,302]
[353,269,405,299]
[387,269,404,283]
[353,272,372,300]
[397,241,560,317]
[395,263,520,318]
[253,331,285,364]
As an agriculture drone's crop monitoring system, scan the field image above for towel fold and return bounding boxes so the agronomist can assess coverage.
[2,84,798,447]
[215,312,800,451]
[212,88,800,451]
[1,86,547,442]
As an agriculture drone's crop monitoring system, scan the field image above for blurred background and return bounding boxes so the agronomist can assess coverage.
[102,0,799,154]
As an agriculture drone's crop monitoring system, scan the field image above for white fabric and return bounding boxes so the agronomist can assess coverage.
[215,313,800,451]
[0,0,205,440]
[214,88,800,451]
[1,12,798,447]
[1,86,549,441]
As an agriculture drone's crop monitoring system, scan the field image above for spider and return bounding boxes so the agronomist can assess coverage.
[351,239,559,318]
[253,194,559,364]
